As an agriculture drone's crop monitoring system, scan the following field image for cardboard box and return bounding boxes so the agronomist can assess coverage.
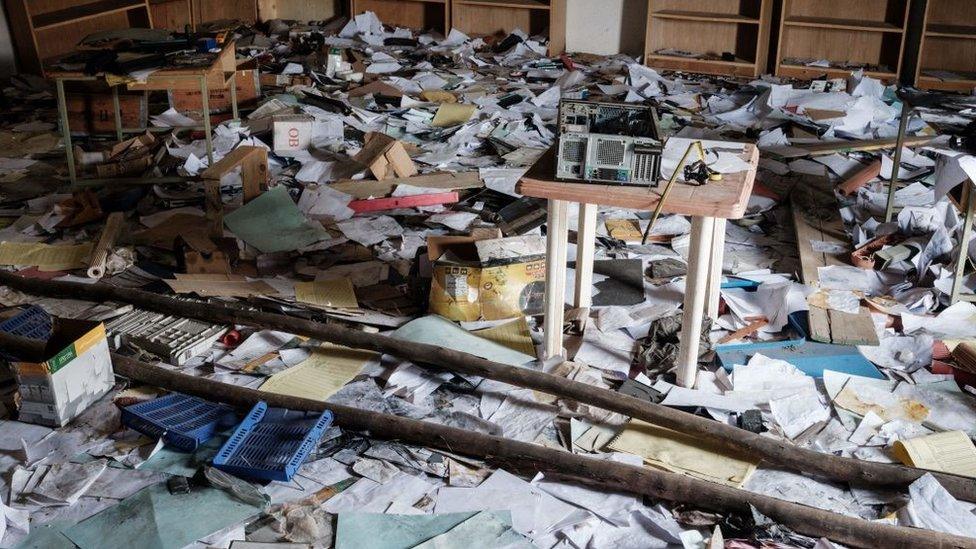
[66,92,147,135]
[11,318,114,427]
[272,114,315,155]
[169,69,261,120]
[353,132,418,180]
[429,234,546,322]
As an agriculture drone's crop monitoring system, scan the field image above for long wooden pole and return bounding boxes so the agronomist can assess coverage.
[1,272,975,502]
[105,355,976,549]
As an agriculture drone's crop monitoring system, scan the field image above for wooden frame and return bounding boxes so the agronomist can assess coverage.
[451,0,566,55]
[775,0,912,82]
[4,0,154,75]
[915,0,976,91]
[349,0,450,36]
[643,0,773,78]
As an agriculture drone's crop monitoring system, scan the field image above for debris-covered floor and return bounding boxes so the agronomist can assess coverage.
[2,12,976,549]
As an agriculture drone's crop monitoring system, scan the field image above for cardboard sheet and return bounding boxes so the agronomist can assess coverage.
[0,241,92,271]
[431,103,476,128]
[295,278,359,309]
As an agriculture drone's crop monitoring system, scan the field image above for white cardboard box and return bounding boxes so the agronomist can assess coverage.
[12,318,114,427]
[272,114,315,155]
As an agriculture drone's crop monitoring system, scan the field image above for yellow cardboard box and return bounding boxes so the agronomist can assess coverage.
[429,234,546,322]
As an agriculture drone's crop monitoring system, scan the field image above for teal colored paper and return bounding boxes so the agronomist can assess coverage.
[63,483,263,549]
[224,186,331,253]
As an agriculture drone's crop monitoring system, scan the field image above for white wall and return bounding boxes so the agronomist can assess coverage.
[565,0,646,57]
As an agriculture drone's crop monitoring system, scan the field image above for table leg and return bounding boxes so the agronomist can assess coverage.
[544,199,570,359]
[676,216,715,388]
[111,86,124,142]
[574,203,598,309]
[200,75,214,165]
[884,100,912,223]
[706,218,727,320]
[55,79,77,185]
[952,184,975,304]
[229,71,239,122]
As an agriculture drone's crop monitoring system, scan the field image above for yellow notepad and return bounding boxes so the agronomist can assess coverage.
[260,343,376,401]
[892,431,976,478]
[608,419,758,488]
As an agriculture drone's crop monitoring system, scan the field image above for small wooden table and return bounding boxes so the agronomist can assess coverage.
[517,143,760,388]
[46,39,239,184]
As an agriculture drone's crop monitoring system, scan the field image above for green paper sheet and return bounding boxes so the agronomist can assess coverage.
[391,316,536,367]
[224,186,331,253]
[63,482,263,549]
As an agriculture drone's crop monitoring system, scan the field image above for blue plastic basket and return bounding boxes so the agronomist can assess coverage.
[212,402,334,482]
[0,306,53,361]
[121,393,238,452]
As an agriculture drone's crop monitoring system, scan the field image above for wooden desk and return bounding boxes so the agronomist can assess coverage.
[517,143,760,387]
[47,40,238,184]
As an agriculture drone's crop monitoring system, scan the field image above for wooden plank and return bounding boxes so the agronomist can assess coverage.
[829,307,881,346]
[518,145,759,220]
[330,171,482,199]
[717,318,769,344]
[807,306,832,343]
[766,136,934,159]
[791,201,826,285]
[32,0,144,29]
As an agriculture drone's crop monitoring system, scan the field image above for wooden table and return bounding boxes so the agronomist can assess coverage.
[47,39,238,184]
[517,143,760,387]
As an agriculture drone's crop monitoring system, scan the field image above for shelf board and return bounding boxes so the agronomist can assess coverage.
[33,0,146,30]
[454,0,550,10]
[647,53,755,68]
[926,23,976,39]
[651,10,760,25]
[778,63,896,80]
[783,16,903,33]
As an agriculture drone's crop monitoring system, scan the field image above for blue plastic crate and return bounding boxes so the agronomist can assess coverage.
[212,402,334,482]
[121,393,238,452]
[0,306,53,361]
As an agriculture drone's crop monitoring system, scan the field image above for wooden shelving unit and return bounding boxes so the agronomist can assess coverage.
[915,0,976,92]
[149,0,193,30]
[451,0,566,54]
[4,0,153,75]
[194,0,258,25]
[775,0,911,82]
[643,0,773,78]
[349,0,450,36]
